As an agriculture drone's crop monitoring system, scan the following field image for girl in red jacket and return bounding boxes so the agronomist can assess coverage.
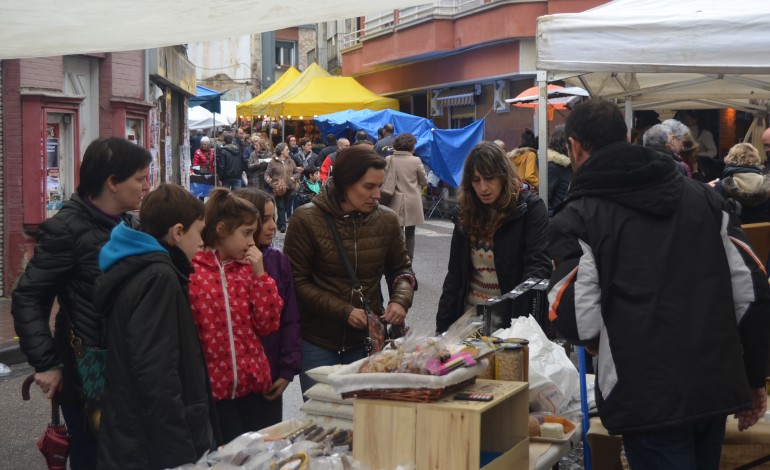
[189,187,283,443]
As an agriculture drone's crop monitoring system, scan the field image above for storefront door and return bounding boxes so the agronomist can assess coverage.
[45,112,77,218]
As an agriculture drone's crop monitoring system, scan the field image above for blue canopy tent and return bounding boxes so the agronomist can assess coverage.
[314,109,484,187]
[189,85,222,114]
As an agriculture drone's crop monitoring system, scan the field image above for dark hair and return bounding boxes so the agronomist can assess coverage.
[520,129,537,149]
[355,130,370,143]
[331,146,387,202]
[325,134,337,146]
[377,128,385,139]
[201,188,260,247]
[233,187,274,244]
[313,136,323,145]
[223,134,233,145]
[548,125,568,155]
[139,183,204,239]
[275,142,287,156]
[286,135,297,145]
[303,165,320,178]
[458,142,520,244]
[565,99,627,153]
[383,123,394,135]
[299,137,311,147]
[77,137,152,198]
[394,133,417,152]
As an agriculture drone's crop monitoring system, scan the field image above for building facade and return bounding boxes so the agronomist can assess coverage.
[340,0,607,146]
[1,47,195,295]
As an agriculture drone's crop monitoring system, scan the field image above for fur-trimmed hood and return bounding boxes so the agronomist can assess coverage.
[722,170,770,207]
[547,149,570,168]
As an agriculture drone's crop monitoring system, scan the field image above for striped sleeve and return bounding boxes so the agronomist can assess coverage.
[547,219,603,344]
[721,211,770,388]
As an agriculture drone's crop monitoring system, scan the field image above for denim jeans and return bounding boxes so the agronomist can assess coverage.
[274,193,293,229]
[622,415,726,470]
[300,340,363,395]
[222,178,243,191]
[60,402,98,470]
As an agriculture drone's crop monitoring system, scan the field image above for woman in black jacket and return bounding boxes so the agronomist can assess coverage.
[11,138,151,469]
[436,142,551,333]
[94,184,216,469]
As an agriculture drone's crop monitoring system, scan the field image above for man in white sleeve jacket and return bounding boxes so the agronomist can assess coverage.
[548,99,770,469]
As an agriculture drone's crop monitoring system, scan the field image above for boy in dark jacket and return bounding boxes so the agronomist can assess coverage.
[548,100,770,468]
[94,184,216,469]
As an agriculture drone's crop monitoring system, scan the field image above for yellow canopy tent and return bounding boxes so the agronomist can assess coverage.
[236,66,300,119]
[250,63,331,117]
[269,76,399,117]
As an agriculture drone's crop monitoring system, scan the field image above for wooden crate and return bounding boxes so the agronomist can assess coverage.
[353,379,529,470]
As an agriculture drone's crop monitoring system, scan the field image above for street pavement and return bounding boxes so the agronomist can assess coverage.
[0,217,456,466]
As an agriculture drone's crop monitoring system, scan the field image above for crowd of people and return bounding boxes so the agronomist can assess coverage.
[11,100,770,469]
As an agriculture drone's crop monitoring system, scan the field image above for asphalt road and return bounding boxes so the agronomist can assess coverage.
[0,218,456,467]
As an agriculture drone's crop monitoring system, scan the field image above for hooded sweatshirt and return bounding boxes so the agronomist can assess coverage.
[548,141,770,435]
[716,165,770,224]
[508,147,539,191]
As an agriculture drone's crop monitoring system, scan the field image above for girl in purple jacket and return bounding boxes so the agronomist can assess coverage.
[234,188,302,428]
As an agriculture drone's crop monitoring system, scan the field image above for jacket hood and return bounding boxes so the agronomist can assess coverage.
[99,222,167,272]
[566,141,683,217]
[547,149,571,168]
[508,147,536,162]
[722,167,770,207]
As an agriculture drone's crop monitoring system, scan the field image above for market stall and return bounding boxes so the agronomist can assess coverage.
[533,0,770,206]
[268,77,399,117]
[236,66,301,119]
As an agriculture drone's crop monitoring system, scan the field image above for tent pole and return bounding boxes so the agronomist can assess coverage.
[282,118,285,143]
[625,99,633,139]
[537,72,549,208]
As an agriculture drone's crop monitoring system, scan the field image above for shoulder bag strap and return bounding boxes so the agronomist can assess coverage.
[323,212,361,291]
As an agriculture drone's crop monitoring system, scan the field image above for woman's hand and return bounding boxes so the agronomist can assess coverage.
[245,246,264,276]
[35,369,63,400]
[383,302,407,325]
[263,378,290,401]
[347,308,368,329]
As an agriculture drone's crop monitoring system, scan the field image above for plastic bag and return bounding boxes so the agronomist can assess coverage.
[494,315,578,414]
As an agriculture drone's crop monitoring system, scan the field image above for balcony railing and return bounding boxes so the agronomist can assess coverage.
[364,11,395,34]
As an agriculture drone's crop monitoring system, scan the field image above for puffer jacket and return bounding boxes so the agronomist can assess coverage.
[217,144,244,180]
[189,250,282,401]
[508,147,539,191]
[94,224,216,469]
[11,194,135,403]
[546,149,573,216]
[283,182,416,351]
[715,165,770,224]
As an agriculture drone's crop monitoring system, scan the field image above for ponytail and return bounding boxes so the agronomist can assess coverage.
[201,187,260,247]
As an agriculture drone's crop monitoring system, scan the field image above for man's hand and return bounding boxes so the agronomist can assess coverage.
[35,369,63,400]
[736,387,767,431]
[584,339,600,356]
[347,308,368,329]
[245,246,264,276]
[382,302,407,325]
[263,378,290,401]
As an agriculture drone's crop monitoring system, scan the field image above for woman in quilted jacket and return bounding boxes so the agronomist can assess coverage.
[189,188,283,443]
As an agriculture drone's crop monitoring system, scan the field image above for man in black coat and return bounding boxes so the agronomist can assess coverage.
[217,133,246,190]
[548,99,770,468]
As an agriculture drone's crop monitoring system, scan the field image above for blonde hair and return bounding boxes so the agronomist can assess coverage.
[725,143,761,167]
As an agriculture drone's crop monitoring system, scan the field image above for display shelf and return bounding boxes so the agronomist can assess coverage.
[352,379,529,470]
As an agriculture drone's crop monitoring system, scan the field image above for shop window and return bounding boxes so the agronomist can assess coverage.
[276,41,297,67]
[449,105,476,129]
[46,113,76,218]
[126,118,144,147]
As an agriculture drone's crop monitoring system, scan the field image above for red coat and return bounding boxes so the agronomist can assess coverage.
[189,250,283,401]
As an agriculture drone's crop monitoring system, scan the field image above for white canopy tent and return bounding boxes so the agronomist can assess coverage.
[534,0,770,206]
[0,0,423,60]
[188,101,238,131]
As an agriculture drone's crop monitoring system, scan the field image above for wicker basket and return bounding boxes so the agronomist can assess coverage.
[340,377,476,403]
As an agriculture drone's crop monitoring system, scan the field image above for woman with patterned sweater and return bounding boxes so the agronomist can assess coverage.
[436,142,551,333]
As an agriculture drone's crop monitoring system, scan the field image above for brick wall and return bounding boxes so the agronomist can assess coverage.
[298,28,316,71]
[110,51,144,99]
[3,60,29,294]
[99,54,114,137]
[20,57,63,90]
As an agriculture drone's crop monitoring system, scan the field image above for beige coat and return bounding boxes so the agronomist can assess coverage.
[385,151,428,227]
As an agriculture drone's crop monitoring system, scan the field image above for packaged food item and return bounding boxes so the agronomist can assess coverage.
[544,415,576,433]
[506,338,529,380]
[540,422,564,439]
[495,343,526,381]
